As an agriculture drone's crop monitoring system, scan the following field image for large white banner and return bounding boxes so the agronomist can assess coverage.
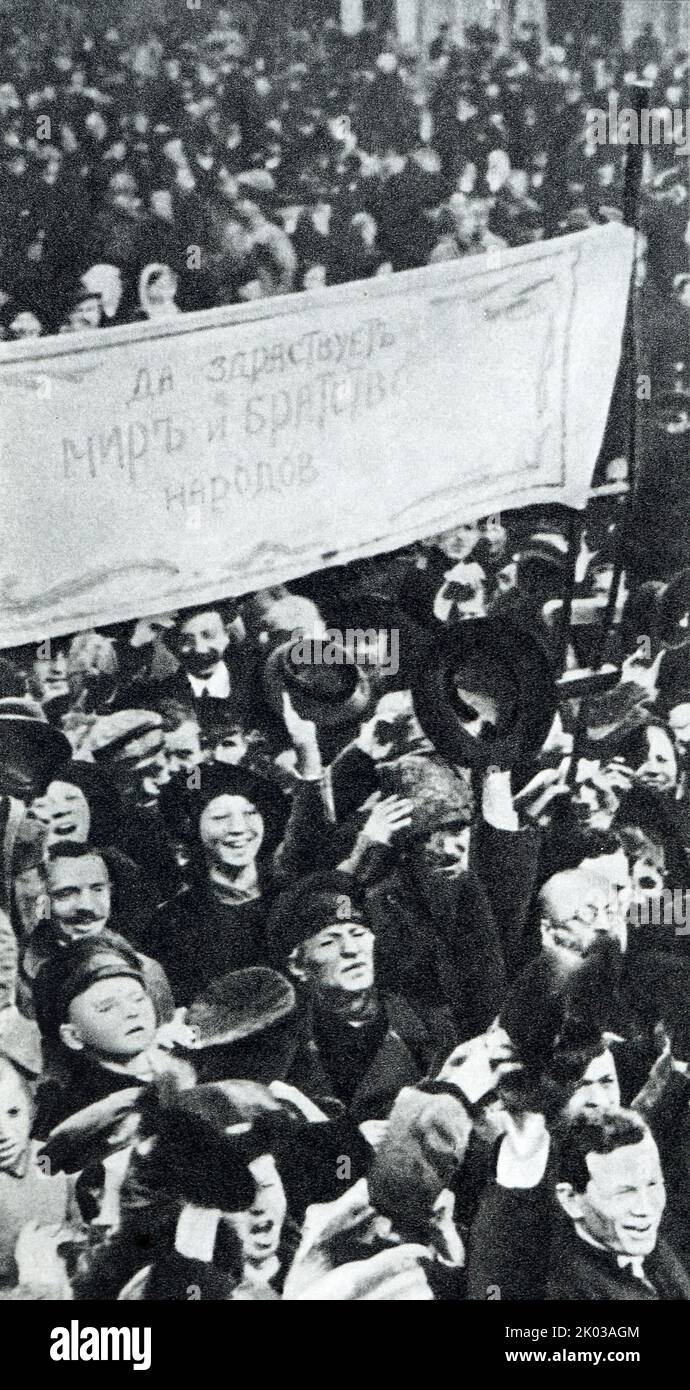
[0,224,634,648]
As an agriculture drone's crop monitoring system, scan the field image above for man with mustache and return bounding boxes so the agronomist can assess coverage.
[152,602,254,730]
[24,844,174,1031]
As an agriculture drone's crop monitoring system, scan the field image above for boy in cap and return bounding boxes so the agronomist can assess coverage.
[35,936,194,1131]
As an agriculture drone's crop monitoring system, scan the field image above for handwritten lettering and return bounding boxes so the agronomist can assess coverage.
[204,319,395,388]
[163,452,318,517]
[244,361,405,445]
[127,364,175,407]
[61,416,185,484]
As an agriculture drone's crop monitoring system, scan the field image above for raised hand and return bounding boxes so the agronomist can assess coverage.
[361,794,414,845]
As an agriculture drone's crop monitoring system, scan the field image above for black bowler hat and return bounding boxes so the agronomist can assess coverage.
[264,636,371,728]
[411,615,557,769]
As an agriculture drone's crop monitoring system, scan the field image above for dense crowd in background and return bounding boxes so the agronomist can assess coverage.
[0,1,687,384]
[0,2,690,1303]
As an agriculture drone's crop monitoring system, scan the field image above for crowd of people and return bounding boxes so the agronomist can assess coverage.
[0,486,688,1299]
[0,1,689,1304]
[0,0,687,395]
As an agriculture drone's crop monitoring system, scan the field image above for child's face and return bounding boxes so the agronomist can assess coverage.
[0,1066,32,1171]
[65,976,157,1059]
[222,1154,287,1273]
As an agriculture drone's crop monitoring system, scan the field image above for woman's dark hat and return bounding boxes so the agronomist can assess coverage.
[158,763,288,853]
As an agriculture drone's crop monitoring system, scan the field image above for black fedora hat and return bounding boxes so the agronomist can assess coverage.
[264,636,372,728]
[411,615,557,769]
[0,697,71,796]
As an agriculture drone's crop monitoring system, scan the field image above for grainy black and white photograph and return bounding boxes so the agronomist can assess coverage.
[0,0,689,1337]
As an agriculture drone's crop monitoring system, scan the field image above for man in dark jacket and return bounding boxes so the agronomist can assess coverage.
[268,870,448,1122]
[364,764,538,1036]
[147,601,256,730]
[547,1107,690,1299]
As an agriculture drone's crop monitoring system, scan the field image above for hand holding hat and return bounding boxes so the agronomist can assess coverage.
[411,615,557,769]
[513,760,571,825]
[280,690,321,780]
[156,1008,198,1054]
[265,636,371,730]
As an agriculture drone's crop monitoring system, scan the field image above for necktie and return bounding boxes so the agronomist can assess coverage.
[618,1254,656,1293]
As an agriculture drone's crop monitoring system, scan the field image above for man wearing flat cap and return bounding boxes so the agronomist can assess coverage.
[86,708,182,901]
[88,708,170,807]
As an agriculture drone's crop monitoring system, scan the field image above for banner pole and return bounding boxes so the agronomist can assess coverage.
[565,82,650,783]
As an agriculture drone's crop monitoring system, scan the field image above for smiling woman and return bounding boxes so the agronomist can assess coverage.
[199,793,266,873]
[154,764,291,1005]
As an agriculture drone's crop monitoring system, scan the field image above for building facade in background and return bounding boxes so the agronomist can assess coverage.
[375,0,688,51]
